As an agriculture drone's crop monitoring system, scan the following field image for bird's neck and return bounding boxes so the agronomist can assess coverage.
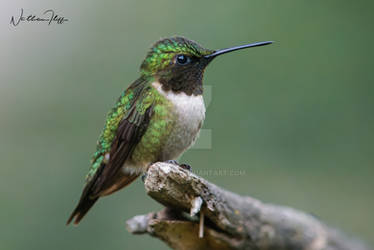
[152,81,203,100]
[155,72,203,96]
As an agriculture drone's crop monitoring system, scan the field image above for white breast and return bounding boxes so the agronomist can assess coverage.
[152,82,206,160]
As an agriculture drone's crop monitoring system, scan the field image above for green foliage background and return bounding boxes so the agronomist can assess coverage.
[1,1,373,249]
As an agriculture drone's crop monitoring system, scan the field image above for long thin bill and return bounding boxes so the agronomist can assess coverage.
[204,41,273,59]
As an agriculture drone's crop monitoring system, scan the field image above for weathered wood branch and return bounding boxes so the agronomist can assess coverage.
[126,162,371,250]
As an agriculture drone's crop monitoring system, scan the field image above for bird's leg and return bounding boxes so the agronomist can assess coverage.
[179,163,192,171]
[165,160,179,165]
[164,160,192,171]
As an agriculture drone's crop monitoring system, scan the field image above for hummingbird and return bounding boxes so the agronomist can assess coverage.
[67,36,272,225]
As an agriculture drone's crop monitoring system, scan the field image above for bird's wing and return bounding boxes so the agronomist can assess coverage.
[67,77,155,225]
[92,95,154,195]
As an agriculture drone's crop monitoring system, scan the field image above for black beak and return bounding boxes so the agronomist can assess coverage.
[204,41,273,59]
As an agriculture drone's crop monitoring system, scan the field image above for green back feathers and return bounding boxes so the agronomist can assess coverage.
[140,36,213,76]
[86,36,213,181]
[87,77,153,181]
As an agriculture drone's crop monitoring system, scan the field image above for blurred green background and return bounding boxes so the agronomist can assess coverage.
[1,0,373,249]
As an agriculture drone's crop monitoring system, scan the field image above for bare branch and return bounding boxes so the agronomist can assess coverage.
[126,162,371,250]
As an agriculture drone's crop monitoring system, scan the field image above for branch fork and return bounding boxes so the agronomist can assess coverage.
[126,162,370,250]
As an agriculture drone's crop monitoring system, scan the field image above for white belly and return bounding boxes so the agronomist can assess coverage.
[152,82,206,160]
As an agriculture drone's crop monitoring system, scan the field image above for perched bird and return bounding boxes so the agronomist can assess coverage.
[67,36,272,225]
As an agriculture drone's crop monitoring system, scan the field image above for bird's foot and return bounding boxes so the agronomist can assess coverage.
[179,163,192,171]
[164,160,192,172]
[165,160,179,165]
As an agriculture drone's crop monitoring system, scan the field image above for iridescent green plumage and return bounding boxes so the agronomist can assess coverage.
[68,36,215,225]
[87,76,172,181]
[87,37,213,181]
[87,85,136,180]
[68,36,272,225]
[141,37,213,75]
[87,78,177,182]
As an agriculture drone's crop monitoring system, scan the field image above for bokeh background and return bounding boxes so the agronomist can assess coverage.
[1,1,373,249]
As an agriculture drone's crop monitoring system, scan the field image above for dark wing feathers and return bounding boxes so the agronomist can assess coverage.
[66,161,104,225]
[67,82,154,225]
[95,105,153,194]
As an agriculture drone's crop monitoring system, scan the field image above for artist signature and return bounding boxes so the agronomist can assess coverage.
[10,8,68,27]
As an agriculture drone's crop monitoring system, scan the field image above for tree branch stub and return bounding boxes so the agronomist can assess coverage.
[126,162,370,250]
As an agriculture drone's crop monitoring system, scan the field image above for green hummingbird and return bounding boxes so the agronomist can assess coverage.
[67,36,272,225]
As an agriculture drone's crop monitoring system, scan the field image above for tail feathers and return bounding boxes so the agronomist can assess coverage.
[67,165,140,225]
[67,161,105,226]
[66,194,99,225]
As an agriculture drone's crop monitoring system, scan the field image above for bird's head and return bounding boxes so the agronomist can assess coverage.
[140,36,272,95]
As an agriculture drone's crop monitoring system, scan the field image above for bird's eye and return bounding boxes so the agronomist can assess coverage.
[176,54,191,65]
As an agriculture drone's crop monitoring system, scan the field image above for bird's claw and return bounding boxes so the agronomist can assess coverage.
[165,160,179,165]
[164,160,192,172]
[179,163,192,171]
